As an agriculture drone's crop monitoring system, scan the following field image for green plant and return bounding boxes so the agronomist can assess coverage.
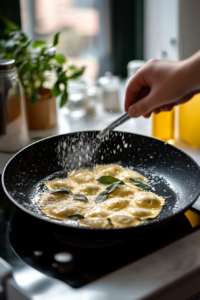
[0,15,85,107]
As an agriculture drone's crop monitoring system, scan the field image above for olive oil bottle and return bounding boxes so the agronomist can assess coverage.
[179,93,200,148]
[152,109,175,143]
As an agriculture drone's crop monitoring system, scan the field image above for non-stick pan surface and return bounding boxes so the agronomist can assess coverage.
[2,131,200,247]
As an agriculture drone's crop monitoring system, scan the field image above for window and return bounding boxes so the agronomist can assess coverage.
[2,0,143,81]
[20,0,101,83]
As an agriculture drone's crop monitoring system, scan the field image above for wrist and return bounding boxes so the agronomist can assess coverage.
[180,52,200,93]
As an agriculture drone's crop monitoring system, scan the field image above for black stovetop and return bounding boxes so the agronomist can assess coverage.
[1,175,200,288]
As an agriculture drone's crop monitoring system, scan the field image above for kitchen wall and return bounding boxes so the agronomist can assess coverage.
[143,0,179,61]
[179,0,200,59]
[144,0,200,62]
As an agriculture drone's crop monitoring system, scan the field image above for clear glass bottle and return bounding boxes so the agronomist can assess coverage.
[0,59,29,152]
[98,72,121,112]
[179,93,200,148]
[61,80,88,118]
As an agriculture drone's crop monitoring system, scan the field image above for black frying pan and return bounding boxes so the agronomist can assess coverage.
[2,131,200,248]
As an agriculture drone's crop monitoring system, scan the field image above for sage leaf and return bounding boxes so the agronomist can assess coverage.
[49,188,72,195]
[97,175,125,185]
[48,188,88,202]
[72,193,88,202]
[129,178,152,191]
[107,218,113,226]
[68,214,84,220]
[95,181,121,204]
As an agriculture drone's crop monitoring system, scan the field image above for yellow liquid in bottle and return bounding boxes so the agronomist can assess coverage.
[185,210,200,228]
[179,93,200,148]
[152,109,175,143]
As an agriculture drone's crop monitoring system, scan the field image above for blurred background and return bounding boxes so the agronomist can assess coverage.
[1,0,143,83]
[4,0,199,81]
[1,0,200,153]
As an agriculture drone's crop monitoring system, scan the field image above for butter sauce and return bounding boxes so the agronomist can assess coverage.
[39,164,165,228]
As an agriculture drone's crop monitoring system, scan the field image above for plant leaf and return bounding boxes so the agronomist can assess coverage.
[17,60,27,75]
[97,176,125,185]
[68,214,85,220]
[129,178,152,191]
[0,14,20,30]
[48,188,88,202]
[0,53,6,59]
[53,54,66,65]
[52,81,61,97]
[32,40,46,48]
[107,218,113,226]
[68,65,77,71]
[68,66,85,79]
[95,181,121,204]
[31,94,40,105]
[13,39,32,58]
[60,88,68,107]
[53,32,60,46]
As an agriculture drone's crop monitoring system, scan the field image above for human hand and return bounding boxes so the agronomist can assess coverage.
[125,55,200,118]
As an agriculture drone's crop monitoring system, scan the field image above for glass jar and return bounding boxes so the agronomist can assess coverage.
[0,59,29,152]
[61,80,88,118]
[98,72,121,112]
[127,60,146,78]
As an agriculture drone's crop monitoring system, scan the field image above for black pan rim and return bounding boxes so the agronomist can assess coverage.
[2,130,200,232]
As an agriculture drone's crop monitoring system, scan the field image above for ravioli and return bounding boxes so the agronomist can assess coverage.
[119,170,148,183]
[45,179,74,190]
[77,183,102,196]
[133,192,165,208]
[68,169,95,184]
[39,164,165,228]
[100,198,129,211]
[107,185,136,199]
[85,207,109,218]
[109,213,140,227]
[127,207,160,220]
[94,164,125,177]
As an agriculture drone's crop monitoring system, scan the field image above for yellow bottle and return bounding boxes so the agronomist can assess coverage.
[152,109,175,143]
[179,93,200,148]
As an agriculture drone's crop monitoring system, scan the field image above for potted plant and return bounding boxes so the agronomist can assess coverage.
[0,16,85,129]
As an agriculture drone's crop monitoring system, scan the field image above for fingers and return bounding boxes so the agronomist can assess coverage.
[125,71,148,111]
[153,108,160,114]
[128,90,157,117]
[159,104,174,112]
[143,112,152,118]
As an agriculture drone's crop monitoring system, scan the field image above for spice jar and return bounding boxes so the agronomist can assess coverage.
[0,59,29,152]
